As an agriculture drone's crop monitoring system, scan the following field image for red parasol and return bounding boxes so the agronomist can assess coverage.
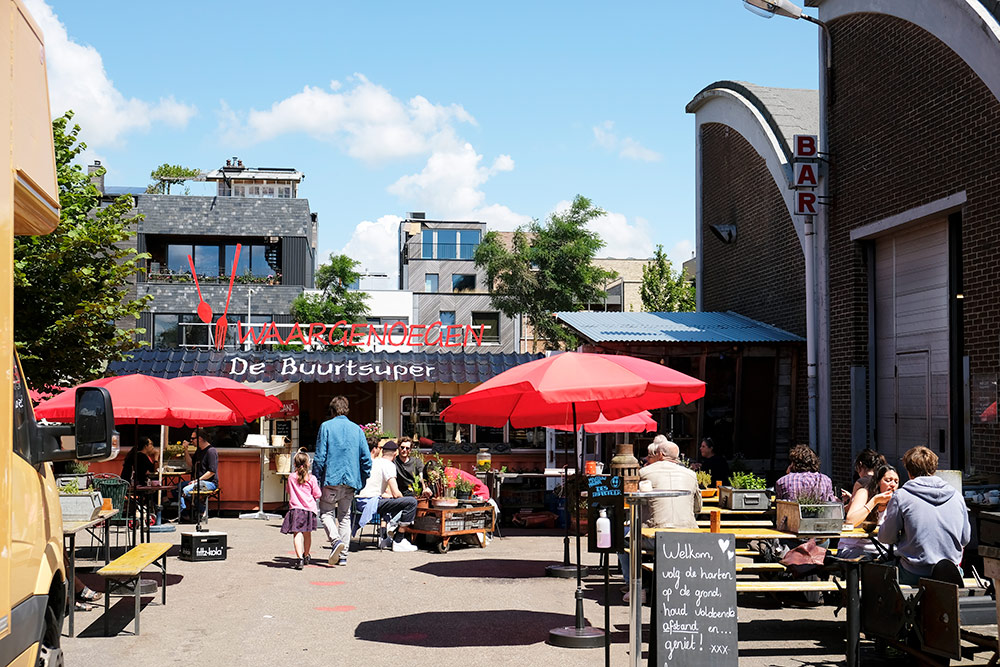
[168,376,282,424]
[440,352,704,427]
[549,410,656,433]
[34,374,237,427]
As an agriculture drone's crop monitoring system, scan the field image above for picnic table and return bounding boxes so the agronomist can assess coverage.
[63,508,118,637]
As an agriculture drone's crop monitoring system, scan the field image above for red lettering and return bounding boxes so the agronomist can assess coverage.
[346,323,367,347]
[795,162,818,187]
[327,320,349,346]
[387,321,408,346]
[284,322,308,346]
[424,322,443,346]
[407,324,427,346]
[466,325,484,346]
[260,321,286,345]
[796,191,818,216]
[794,134,817,158]
[444,325,464,348]
[236,322,267,345]
[368,324,388,346]
[307,322,327,346]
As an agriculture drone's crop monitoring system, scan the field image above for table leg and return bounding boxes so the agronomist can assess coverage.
[847,564,860,667]
[104,519,110,564]
[134,577,141,636]
[161,555,167,605]
[67,533,76,637]
[629,501,642,667]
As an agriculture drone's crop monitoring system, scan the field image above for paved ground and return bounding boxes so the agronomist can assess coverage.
[62,518,996,666]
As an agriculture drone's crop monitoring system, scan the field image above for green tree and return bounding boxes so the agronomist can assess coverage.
[640,244,695,312]
[475,195,617,349]
[146,163,201,194]
[290,254,370,337]
[14,112,152,390]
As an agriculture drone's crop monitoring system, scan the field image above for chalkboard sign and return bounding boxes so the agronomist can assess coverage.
[274,420,292,437]
[587,475,625,553]
[652,531,738,666]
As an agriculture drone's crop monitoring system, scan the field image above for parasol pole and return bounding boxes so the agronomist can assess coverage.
[149,424,175,534]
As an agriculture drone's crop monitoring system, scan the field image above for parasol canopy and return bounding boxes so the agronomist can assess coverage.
[168,376,282,424]
[549,410,657,433]
[34,374,237,427]
[440,352,705,428]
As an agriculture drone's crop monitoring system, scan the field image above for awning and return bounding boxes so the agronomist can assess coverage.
[107,349,544,384]
[244,381,295,396]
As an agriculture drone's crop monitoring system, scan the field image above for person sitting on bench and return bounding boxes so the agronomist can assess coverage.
[880,445,970,586]
[121,437,157,487]
[775,444,835,502]
[357,441,418,552]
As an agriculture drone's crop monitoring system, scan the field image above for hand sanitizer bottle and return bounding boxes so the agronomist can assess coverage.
[596,508,611,549]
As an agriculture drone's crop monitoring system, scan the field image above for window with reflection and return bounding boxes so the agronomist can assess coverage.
[509,426,545,449]
[167,245,192,273]
[471,312,499,342]
[154,314,179,347]
[459,229,480,259]
[439,311,456,326]
[194,245,220,277]
[400,396,465,443]
[422,230,434,259]
[424,273,438,292]
[452,274,476,293]
[437,230,458,259]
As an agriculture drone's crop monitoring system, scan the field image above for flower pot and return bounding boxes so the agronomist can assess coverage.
[59,491,104,521]
[701,488,718,499]
[416,497,429,510]
[776,499,844,535]
[719,486,770,510]
[456,490,471,500]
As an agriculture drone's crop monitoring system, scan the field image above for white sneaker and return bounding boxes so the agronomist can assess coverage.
[328,541,346,566]
[391,538,417,552]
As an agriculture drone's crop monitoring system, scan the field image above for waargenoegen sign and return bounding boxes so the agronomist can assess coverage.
[233,320,490,349]
[108,350,544,384]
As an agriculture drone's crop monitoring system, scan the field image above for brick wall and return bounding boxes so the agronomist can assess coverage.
[700,122,809,447]
[826,14,1000,477]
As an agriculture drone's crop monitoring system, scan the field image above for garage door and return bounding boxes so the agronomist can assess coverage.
[874,219,949,466]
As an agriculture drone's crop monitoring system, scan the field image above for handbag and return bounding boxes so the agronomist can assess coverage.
[780,538,827,577]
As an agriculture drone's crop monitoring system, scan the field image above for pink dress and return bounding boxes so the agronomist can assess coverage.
[280,472,321,534]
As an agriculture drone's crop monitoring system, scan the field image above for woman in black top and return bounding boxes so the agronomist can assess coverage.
[698,437,730,487]
[121,437,157,487]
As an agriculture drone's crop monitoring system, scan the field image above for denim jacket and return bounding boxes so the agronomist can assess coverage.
[313,416,371,491]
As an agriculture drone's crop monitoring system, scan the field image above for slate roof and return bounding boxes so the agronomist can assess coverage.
[108,349,543,384]
[554,311,804,344]
[133,194,314,237]
[686,81,819,163]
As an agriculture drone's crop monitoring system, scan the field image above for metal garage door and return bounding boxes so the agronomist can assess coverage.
[874,219,950,466]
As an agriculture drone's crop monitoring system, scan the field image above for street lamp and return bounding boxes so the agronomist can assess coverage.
[742,0,832,471]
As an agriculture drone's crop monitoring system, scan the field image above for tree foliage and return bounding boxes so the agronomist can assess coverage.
[290,253,370,328]
[475,195,617,349]
[14,112,152,390]
[146,163,201,194]
[640,244,695,312]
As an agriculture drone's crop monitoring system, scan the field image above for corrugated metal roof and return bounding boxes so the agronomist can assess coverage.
[107,349,543,384]
[554,311,804,344]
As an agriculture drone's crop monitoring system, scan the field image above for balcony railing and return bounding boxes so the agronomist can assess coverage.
[146,271,282,285]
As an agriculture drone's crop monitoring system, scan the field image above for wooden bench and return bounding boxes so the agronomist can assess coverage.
[696,520,775,528]
[97,542,171,636]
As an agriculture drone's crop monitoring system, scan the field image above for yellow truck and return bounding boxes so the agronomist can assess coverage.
[3,1,118,664]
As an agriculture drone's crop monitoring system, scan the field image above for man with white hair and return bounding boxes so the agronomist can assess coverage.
[619,437,701,602]
[646,434,669,464]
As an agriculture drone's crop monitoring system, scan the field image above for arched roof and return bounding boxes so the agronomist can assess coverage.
[808,0,1000,103]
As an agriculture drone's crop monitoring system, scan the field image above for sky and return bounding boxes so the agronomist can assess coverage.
[27,0,819,289]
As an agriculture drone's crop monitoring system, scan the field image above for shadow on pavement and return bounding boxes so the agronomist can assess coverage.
[411,558,562,579]
[355,610,576,646]
[76,597,155,638]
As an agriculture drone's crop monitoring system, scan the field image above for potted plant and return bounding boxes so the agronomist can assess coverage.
[455,474,475,500]
[411,475,429,509]
[776,486,844,535]
[57,460,90,490]
[58,478,104,521]
[719,471,770,510]
[697,470,716,498]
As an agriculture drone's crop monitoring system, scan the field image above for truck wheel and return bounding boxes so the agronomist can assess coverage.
[37,604,64,667]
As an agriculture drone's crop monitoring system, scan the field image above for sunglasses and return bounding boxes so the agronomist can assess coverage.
[399,446,411,450]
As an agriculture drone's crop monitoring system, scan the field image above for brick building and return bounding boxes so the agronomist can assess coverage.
[692,1,1000,481]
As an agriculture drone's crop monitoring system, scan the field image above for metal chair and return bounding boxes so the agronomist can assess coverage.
[93,473,132,552]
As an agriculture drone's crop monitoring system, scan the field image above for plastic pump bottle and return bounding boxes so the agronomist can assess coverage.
[596,508,611,549]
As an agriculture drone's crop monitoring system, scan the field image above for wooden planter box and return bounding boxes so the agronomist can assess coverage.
[59,491,103,521]
[701,489,718,499]
[719,486,770,510]
[776,499,844,535]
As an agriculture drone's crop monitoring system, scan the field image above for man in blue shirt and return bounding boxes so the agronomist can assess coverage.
[313,396,372,566]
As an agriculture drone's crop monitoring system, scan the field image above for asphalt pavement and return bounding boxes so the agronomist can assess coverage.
[60,517,995,666]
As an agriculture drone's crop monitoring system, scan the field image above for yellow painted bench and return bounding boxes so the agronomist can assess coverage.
[97,542,171,636]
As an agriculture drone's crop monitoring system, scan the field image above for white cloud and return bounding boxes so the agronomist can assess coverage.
[220,74,475,164]
[592,120,662,162]
[335,215,402,290]
[669,239,695,269]
[26,0,196,147]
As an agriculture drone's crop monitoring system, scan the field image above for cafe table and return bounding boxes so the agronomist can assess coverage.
[63,508,119,637]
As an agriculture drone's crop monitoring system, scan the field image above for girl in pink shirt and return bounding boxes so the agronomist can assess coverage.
[280,450,322,570]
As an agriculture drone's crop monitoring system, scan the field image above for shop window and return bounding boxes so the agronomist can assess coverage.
[475,425,505,444]
[400,396,468,443]
[424,273,438,292]
[452,274,476,293]
[509,426,545,449]
[471,312,499,343]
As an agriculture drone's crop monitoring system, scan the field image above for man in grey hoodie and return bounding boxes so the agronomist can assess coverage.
[880,446,970,586]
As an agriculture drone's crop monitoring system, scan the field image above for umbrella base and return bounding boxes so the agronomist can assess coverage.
[239,511,281,521]
[547,625,604,648]
[546,564,578,578]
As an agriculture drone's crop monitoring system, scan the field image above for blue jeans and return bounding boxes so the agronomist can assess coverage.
[179,480,217,513]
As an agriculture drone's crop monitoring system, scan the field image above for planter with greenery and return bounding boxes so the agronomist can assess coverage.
[58,477,104,521]
[719,471,770,510]
[776,487,844,535]
[455,474,475,500]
